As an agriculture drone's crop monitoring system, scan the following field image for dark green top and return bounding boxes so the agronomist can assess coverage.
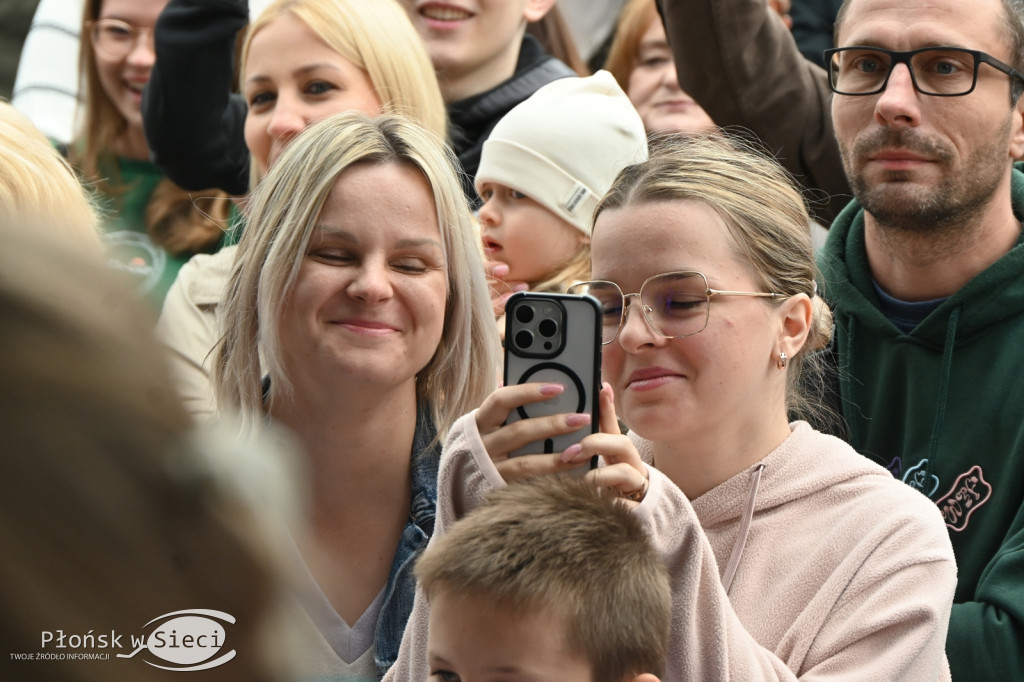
[96,157,234,309]
[818,163,1024,680]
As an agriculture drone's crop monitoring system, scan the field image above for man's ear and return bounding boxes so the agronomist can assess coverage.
[1010,91,1024,161]
[523,0,557,23]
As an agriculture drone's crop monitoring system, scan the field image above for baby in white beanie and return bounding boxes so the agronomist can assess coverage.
[476,70,649,302]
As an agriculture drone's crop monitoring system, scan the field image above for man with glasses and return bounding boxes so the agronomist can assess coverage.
[658,0,1024,679]
[820,3,1024,678]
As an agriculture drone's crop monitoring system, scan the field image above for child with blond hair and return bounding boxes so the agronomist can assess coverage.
[415,476,670,682]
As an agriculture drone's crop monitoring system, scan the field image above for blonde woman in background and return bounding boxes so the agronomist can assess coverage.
[155,0,446,420]
[213,111,498,679]
[239,0,446,183]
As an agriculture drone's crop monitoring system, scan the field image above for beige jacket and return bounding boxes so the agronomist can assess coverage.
[384,415,956,681]
[154,244,236,420]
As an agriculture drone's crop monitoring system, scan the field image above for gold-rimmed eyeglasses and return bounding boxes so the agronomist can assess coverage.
[89,18,154,60]
[568,271,787,345]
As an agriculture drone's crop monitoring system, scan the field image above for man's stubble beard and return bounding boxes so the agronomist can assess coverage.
[842,116,1012,242]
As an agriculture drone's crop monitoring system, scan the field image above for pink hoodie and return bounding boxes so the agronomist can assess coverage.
[385,415,956,681]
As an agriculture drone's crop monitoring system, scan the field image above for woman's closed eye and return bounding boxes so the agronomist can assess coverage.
[308,250,441,274]
[310,249,354,263]
[102,23,133,39]
[600,300,624,320]
[661,294,706,315]
[391,257,433,273]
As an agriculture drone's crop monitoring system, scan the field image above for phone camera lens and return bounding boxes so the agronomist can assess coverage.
[514,330,534,350]
[515,305,535,324]
[538,318,558,338]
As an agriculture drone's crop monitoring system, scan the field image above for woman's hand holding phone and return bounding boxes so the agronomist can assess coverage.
[563,383,650,508]
[475,382,594,483]
[475,381,649,507]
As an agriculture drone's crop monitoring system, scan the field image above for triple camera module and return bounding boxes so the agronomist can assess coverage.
[508,298,564,357]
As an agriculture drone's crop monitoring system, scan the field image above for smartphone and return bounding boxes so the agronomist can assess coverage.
[503,291,601,472]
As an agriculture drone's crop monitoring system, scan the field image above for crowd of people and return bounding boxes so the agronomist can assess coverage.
[1,0,1022,680]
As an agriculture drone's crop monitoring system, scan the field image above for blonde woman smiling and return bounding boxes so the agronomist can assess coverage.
[213,112,498,679]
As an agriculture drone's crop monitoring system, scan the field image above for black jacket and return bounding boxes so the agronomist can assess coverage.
[143,0,250,195]
[447,34,574,204]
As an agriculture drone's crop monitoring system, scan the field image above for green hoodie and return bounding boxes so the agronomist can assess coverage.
[818,164,1024,680]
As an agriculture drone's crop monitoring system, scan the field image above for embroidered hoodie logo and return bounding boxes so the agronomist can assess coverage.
[936,466,992,532]
[902,459,940,498]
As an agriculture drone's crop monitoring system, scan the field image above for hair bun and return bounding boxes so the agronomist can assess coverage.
[806,294,833,353]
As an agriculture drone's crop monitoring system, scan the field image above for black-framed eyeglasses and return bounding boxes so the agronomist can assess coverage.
[567,271,787,345]
[89,18,153,60]
[824,46,1024,96]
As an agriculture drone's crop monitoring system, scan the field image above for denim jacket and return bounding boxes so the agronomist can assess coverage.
[373,402,439,678]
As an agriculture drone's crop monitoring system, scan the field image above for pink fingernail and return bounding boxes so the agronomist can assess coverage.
[513,283,529,292]
[540,384,565,396]
[492,263,509,277]
[561,443,582,462]
[566,413,591,427]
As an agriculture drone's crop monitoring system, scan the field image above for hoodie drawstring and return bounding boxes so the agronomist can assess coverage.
[722,463,766,594]
[840,313,861,447]
[928,307,960,468]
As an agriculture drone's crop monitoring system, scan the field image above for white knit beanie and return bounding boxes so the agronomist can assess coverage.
[475,70,649,236]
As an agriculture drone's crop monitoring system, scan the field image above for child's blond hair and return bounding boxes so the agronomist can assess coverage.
[416,476,671,682]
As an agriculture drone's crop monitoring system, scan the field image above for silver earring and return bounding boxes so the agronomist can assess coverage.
[777,352,788,370]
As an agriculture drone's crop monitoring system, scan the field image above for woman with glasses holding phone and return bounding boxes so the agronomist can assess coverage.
[385,134,957,681]
[71,0,229,307]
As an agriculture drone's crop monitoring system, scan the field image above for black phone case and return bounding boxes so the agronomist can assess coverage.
[503,292,601,471]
